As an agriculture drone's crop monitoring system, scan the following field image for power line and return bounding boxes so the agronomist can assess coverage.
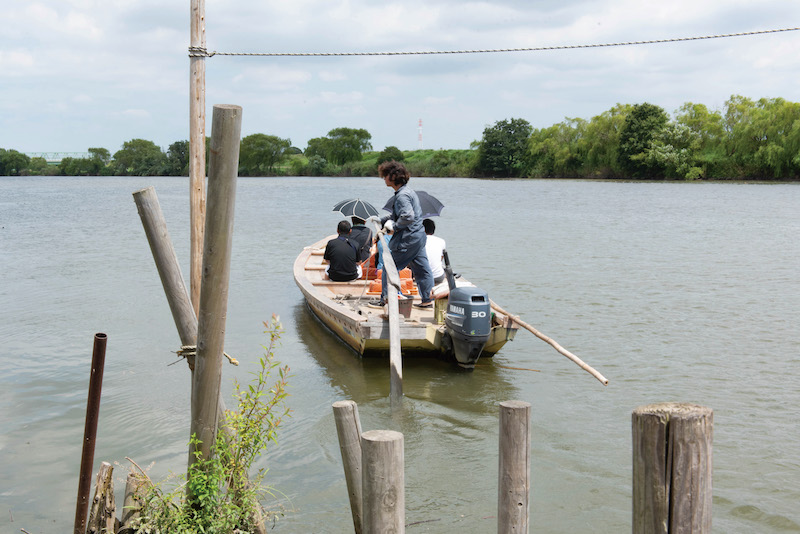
[188,27,800,58]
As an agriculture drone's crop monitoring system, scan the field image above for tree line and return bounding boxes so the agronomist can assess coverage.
[2,95,798,180]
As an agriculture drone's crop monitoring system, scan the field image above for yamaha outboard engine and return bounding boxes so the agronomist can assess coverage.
[442,251,491,368]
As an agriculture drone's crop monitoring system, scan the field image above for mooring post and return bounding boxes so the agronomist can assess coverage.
[189,104,242,469]
[333,400,364,534]
[73,333,108,534]
[189,0,207,316]
[362,430,404,534]
[632,402,713,534]
[498,400,531,534]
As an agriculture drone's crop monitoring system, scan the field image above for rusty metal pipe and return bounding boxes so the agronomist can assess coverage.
[73,333,108,534]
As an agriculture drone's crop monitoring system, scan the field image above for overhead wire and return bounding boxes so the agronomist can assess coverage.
[188,27,800,58]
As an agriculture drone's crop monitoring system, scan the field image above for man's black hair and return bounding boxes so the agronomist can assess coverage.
[337,220,352,235]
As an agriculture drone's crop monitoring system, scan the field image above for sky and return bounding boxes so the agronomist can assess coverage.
[3,0,799,154]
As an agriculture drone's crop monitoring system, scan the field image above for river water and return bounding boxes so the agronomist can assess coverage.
[1,176,798,533]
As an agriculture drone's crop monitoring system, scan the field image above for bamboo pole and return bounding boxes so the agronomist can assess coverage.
[333,400,364,534]
[376,229,403,404]
[74,333,108,534]
[490,300,609,386]
[86,462,115,534]
[361,430,404,534]
[498,400,531,534]
[632,403,713,534]
[189,0,207,316]
[189,104,242,468]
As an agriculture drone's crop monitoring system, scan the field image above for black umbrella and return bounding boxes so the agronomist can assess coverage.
[332,198,381,220]
[382,190,444,218]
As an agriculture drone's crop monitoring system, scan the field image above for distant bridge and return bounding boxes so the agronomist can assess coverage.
[25,152,92,163]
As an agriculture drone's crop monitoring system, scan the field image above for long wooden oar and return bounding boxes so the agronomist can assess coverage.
[490,300,608,386]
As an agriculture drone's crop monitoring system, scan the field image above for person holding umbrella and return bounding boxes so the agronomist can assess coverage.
[368,160,434,309]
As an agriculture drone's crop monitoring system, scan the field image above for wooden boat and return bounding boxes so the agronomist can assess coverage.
[293,235,518,368]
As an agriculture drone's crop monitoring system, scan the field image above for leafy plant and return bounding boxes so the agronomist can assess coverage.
[131,315,290,533]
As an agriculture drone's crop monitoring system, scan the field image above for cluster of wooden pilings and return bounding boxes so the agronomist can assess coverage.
[333,400,713,534]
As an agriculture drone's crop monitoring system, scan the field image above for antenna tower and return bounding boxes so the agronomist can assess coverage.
[418,119,423,149]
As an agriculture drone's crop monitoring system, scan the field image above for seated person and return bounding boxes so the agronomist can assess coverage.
[423,218,446,284]
[349,216,373,263]
[324,220,362,282]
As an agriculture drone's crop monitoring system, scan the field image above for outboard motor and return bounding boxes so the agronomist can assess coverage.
[442,250,491,368]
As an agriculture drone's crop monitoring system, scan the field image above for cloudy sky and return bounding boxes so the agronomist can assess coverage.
[3,0,799,155]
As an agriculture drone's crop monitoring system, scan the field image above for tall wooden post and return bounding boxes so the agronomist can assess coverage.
[189,104,242,469]
[632,403,713,534]
[498,400,531,534]
[189,0,207,316]
[333,400,364,534]
[362,430,404,534]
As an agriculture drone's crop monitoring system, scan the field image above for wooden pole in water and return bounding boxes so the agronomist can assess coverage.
[333,400,364,534]
[376,229,403,404]
[133,186,198,348]
[632,403,713,534]
[189,104,242,469]
[189,0,207,316]
[362,430,404,534]
[489,300,608,386]
[74,333,107,534]
[498,400,531,534]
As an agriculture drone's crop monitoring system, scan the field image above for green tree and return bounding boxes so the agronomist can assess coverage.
[164,140,190,176]
[528,118,586,177]
[474,118,533,177]
[239,134,292,176]
[378,146,404,164]
[618,103,669,178]
[582,103,631,178]
[675,103,725,178]
[26,157,51,176]
[326,127,372,165]
[112,139,167,176]
[88,147,111,166]
[0,149,31,176]
[304,128,372,166]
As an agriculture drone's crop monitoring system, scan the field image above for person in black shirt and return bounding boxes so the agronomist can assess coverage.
[324,220,361,282]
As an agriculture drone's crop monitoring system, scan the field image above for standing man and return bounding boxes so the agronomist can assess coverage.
[368,160,434,309]
[324,220,361,282]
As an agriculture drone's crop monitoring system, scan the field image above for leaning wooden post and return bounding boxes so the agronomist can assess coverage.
[74,333,108,534]
[632,403,713,534]
[362,430,404,534]
[189,0,207,316]
[498,400,531,534]
[377,229,403,404]
[133,187,198,349]
[333,400,364,534]
[189,104,242,470]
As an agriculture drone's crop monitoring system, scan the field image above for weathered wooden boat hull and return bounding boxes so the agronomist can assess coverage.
[294,236,517,366]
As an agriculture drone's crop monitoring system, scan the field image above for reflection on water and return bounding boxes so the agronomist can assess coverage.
[2,177,799,533]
